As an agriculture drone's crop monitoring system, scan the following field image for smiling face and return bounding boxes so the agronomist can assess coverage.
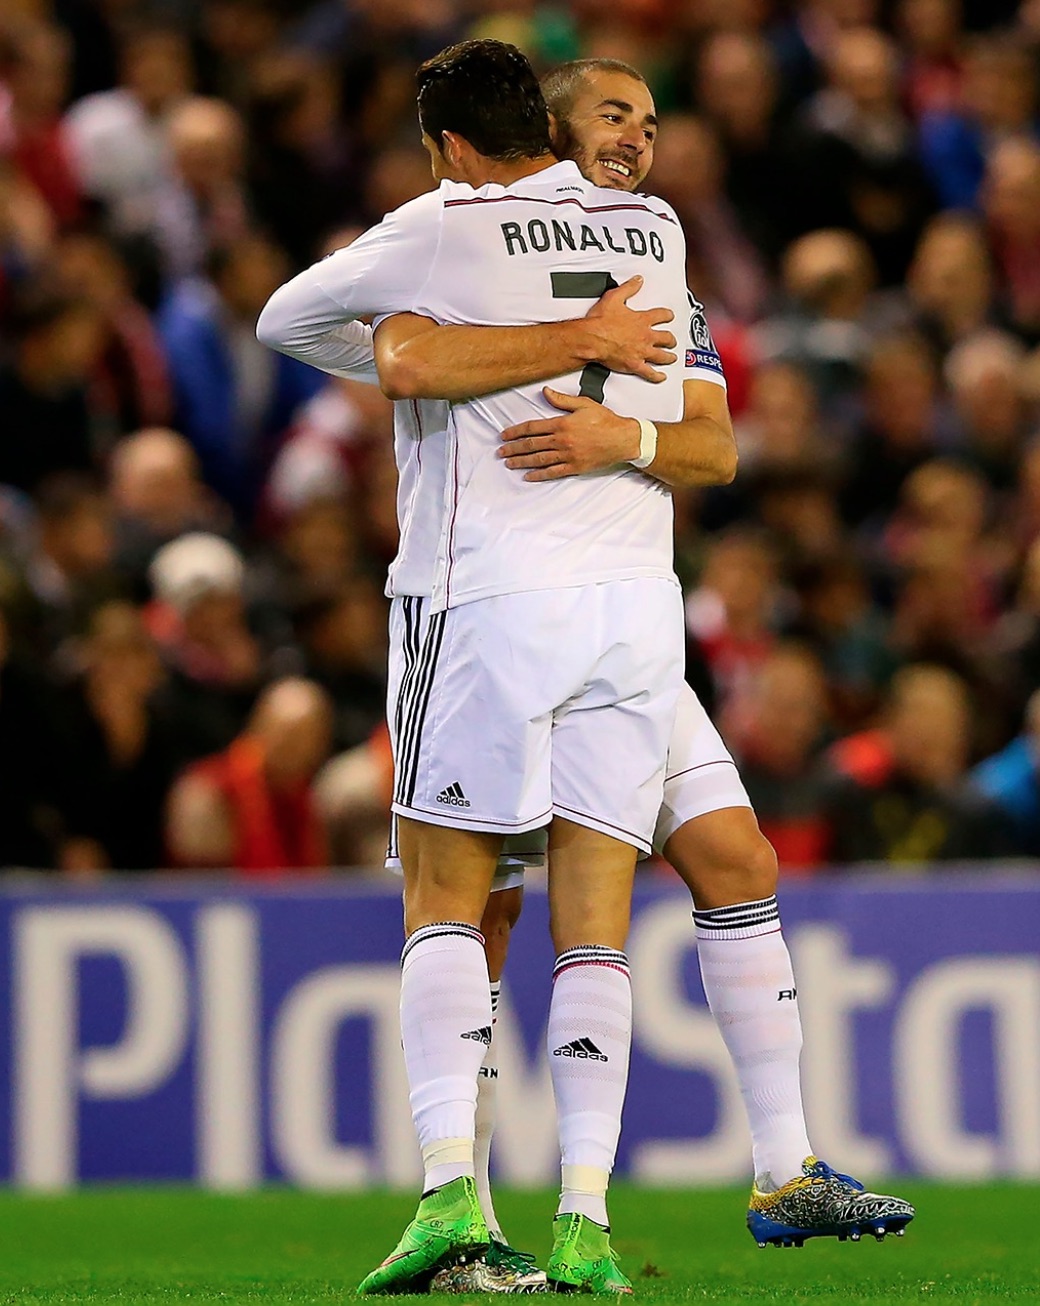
[552,68,657,192]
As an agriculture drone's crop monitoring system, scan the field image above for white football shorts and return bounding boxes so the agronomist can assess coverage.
[387,579,684,854]
[652,680,752,854]
[385,595,546,890]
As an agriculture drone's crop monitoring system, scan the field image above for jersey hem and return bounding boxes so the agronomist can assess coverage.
[682,368,728,389]
[431,567,680,613]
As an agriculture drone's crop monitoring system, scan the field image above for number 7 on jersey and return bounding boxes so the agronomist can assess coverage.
[551,271,618,404]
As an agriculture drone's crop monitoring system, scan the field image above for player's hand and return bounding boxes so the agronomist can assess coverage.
[581,276,676,383]
[498,388,643,480]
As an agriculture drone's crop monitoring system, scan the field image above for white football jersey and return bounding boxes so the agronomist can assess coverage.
[383,395,453,598]
[259,160,725,607]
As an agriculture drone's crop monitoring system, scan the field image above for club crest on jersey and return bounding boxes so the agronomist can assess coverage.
[689,297,718,350]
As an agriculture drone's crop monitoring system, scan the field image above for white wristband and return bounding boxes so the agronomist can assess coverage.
[629,418,658,469]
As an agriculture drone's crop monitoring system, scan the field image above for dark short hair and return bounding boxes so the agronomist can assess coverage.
[540,58,648,125]
[417,39,551,162]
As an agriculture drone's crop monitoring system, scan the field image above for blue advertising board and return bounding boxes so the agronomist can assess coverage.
[0,874,1038,1189]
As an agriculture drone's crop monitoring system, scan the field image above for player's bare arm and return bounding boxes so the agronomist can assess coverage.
[496,375,737,488]
[374,275,676,401]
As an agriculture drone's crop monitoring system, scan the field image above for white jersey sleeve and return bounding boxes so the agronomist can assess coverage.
[255,284,380,383]
[683,290,727,389]
[256,189,444,382]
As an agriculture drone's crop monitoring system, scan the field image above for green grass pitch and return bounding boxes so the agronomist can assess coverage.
[0,1184,1035,1304]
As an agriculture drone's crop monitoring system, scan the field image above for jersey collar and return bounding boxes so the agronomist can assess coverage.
[518,159,583,189]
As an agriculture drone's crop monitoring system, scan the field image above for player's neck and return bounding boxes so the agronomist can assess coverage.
[477,152,558,188]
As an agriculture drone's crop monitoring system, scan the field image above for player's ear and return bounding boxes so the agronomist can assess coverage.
[547,112,561,148]
[441,130,463,167]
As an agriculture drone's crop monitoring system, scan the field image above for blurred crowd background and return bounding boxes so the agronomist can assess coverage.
[4,0,1040,877]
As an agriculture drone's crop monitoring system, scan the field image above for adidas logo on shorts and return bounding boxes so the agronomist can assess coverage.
[436,782,471,808]
[461,1026,492,1045]
[553,1037,608,1062]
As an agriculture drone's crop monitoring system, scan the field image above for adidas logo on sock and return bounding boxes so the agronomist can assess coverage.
[461,1026,492,1045]
[553,1037,608,1062]
[436,782,471,808]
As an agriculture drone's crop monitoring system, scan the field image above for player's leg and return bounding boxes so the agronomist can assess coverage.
[364,594,568,1292]
[657,686,915,1246]
[398,814,502,1194]
[662,796,810,1182]
[664,805,814,1179]
[359,816,500,1295]
[656,686,816,1188]
[542,577,684,1294]
[545,818,636,1294]
[382,825,547,1292]
[466,879,550,1290]
[476,883,522,1245]
[383,825,523,1259]
[547,819,636,1210]
[390,824,546,1279]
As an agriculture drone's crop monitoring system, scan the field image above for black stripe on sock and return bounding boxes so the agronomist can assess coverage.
[553,945,629,975]
[401,921,484,965]
[695,896,779,919]
[694,908,779,926]
[694,896,780,932]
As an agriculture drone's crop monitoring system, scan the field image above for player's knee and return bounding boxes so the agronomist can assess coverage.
[712,829,777,899]
[710,830,778,904]
[672,818,779,909]
[742,832,779,899]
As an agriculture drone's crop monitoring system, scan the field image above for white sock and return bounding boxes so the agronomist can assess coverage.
[400,921,491,1191]
[474,980,504,1241]
[694,896,812,1187]
[548,946,632,1226]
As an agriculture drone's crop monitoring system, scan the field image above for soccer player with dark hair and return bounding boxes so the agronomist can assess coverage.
[415,39,554,164]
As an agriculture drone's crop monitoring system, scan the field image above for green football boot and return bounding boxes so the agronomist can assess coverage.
[357,1175,490,1294]
[546,1213,632,1294]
